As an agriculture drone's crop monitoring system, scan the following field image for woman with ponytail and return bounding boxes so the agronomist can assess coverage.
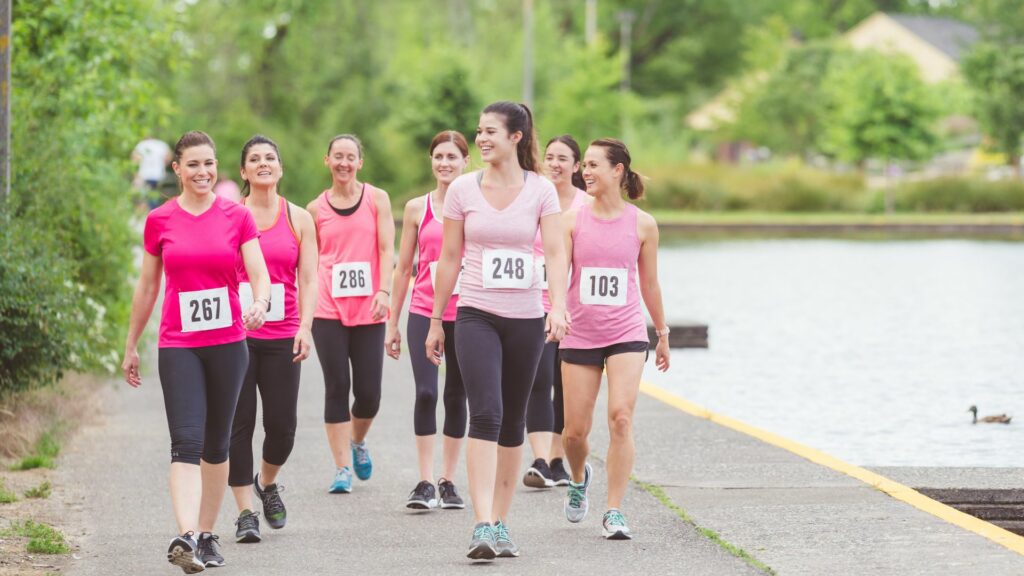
[559,138,670,541]
[426,101,569,560]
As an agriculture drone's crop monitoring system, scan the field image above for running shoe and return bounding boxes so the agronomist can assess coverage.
[522,458,555,488]
[493,520,521,558]
[329,466,353,494]
[253,473,287,529]
[166,531,204,574]
[602,509,632,540]
[438,478,465,509]
[351,441,373,480]
[406,480,438,510]
[549,458,571,486]
[564,461,592,523]
[234,510,261,544]
[196,532,224,568]
[467,522,497,560]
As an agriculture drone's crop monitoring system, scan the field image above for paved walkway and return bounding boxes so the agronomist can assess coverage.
[56,332,1024,575]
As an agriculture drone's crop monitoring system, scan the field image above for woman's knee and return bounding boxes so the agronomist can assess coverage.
[608,410,633,440]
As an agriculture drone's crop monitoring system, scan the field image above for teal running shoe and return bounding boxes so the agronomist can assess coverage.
[493,520,520,558]
[602,509,632,540]
[467,522,497,560]
[564,462,592,523]
[329,466,353,494]
[351,441,373,480]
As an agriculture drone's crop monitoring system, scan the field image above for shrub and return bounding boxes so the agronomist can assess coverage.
[896,177,1024,212]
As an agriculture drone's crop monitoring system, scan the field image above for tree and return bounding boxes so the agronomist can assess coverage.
[962,44,1024,174]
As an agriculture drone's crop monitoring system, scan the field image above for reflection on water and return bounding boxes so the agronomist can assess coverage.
[641,238,1024,467]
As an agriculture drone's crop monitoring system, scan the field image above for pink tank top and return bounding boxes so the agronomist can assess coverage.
[534,188,589,313]
[560,203,648,350]
[237,197,300,340]
[314,185,387,326]
[410,192,459,321]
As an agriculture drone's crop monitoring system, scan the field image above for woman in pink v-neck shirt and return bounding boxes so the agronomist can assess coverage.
[426,101,570,561]
[121,131,271,572]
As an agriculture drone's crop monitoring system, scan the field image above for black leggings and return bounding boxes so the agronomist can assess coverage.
[158,341,249,465]
[312,319,385,423]
[228,337,301,487]
[454,306,545,447]
[525,339,564,434]
[407,313,467,437]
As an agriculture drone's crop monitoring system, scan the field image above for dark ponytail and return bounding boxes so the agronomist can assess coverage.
[546,135,585,190]
[591,137,645,200]
[239,134,282,197]
[482,100,539,172]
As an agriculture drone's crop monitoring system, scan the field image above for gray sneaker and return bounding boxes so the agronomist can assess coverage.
[602,509,632,540]
[493,520,520,558]
[166,532,204,574]
[564,462,592,523]
[467,522,497,560]
[195,532,224,568]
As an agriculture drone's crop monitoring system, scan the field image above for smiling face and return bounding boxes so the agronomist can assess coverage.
[173,144,218,196]
[241,143,282,190]
[475,112,519,164]
[545,140,579,188]
[581,145,623,198]
[431,141,468,186]
[324,138,363,185]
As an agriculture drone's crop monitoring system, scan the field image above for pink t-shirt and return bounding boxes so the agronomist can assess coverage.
[237,197,300,340]
[443,170,560,319]
[144,195,260,348]
[410,192,460,322]
[534,188,589,313]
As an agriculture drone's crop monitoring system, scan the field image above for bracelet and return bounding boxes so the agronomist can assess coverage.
[655,326,671,337]
[377,289,390,296]
[254,297,270,308]
[430,316,443,321]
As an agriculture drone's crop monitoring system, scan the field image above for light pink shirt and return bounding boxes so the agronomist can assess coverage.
[443,170,560,319]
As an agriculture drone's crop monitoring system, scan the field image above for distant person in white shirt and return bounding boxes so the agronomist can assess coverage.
[132,136,172,209]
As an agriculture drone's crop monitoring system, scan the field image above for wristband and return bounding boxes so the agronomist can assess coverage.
[430,316,443,321]
[655,326,670,337]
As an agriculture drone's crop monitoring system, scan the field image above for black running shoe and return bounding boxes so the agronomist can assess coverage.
[167,531,204,574]
[438,478,465,509]
[406,480,438,510]
[549,458,571,486]
[254,473,287,529]
[196,532,224,568]
[523,458,554,488]
[234,509,261,544]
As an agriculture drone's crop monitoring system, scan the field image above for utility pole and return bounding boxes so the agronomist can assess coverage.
[0,0,10,219]
[616,9,635,93]
[585,0,597,46]
[522,0,534,108]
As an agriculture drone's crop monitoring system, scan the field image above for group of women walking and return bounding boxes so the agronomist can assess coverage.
[121,100,670,573]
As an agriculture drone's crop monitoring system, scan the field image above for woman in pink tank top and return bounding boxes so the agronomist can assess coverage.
[386,130,470,511]
[228,135,318,542]
[307,134,395,495]
[523,135,590,489]
[560,138,671,541]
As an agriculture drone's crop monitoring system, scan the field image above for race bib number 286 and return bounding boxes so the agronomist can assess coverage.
[332,262,373,298]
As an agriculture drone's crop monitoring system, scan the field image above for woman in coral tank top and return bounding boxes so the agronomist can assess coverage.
[560,138,670,541]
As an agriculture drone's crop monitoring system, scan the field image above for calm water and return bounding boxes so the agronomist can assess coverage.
[641,238,1024,467]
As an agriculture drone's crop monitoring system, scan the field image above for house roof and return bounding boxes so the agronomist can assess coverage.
[886,13,978,61]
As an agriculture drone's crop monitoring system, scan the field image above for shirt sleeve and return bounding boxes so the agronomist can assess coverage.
[537,177,560,218]
[143,212,162,256]
[443,175,468,221]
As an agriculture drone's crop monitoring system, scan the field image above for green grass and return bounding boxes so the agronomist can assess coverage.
[0,479,16,504]
[24,481,52,499]
[1,520,70,554]
[649,210,1024,226]
[633,477,777,575]
[11,431,61,471]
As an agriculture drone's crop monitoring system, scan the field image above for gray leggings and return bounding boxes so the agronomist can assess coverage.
[407,313,467,437]
[158,341,249,465]
[454,306,545,447]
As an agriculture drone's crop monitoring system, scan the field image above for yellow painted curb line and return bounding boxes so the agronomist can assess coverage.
[640,380,1024,557]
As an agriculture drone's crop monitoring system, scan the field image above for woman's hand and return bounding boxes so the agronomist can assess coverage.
[292,325,312,363]
[655,337,670,372]
[243,300,268,331]
[122,347,142,388]
[370,291,390,322]
[385,323,402,360]
[545,307,570,343]
[425,320,445,366]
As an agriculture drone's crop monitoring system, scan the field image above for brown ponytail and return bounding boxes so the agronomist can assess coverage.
[591,138,645,199]
[482,101,539,172]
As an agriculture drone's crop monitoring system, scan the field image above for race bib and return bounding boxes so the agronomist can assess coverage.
[331,262,373,298]
[535,258,548,290]
[179,287,232,332]
[482,249,533,290]
[579,267,627,306]
[239,282,286,322]
[429,258,464,296]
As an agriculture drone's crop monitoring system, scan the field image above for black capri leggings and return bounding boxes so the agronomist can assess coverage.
[455,306,545,447]
[228,337,301,487]
[158,340,249,465]
[312,319,385,423]
[407,312,467,437]
[525,339,564,434]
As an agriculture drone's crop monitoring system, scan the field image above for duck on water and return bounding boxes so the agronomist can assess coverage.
[968,405,1012,425]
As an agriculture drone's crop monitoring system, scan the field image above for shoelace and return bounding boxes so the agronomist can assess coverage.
[354,445,370,465]
[263,486,286,516]
[605,510,626,528]
[235,511,260,528]
[493,522,511,543]
[568,484,585,508]
[198,534,220,556]
[472,524,493,542]
[410,482,432,500]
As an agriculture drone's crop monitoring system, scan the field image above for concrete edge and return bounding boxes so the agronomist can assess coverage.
[639,380,1024,557]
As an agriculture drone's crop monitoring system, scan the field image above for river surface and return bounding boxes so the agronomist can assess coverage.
[640,238,1024,467]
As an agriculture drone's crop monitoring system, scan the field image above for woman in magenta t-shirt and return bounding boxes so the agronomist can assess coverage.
[227,135,318,543]
[559,138,671,541]
[122,131,271,572]
[427,101,570,560]
[307,134,394,495]
[386,130,470,511]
